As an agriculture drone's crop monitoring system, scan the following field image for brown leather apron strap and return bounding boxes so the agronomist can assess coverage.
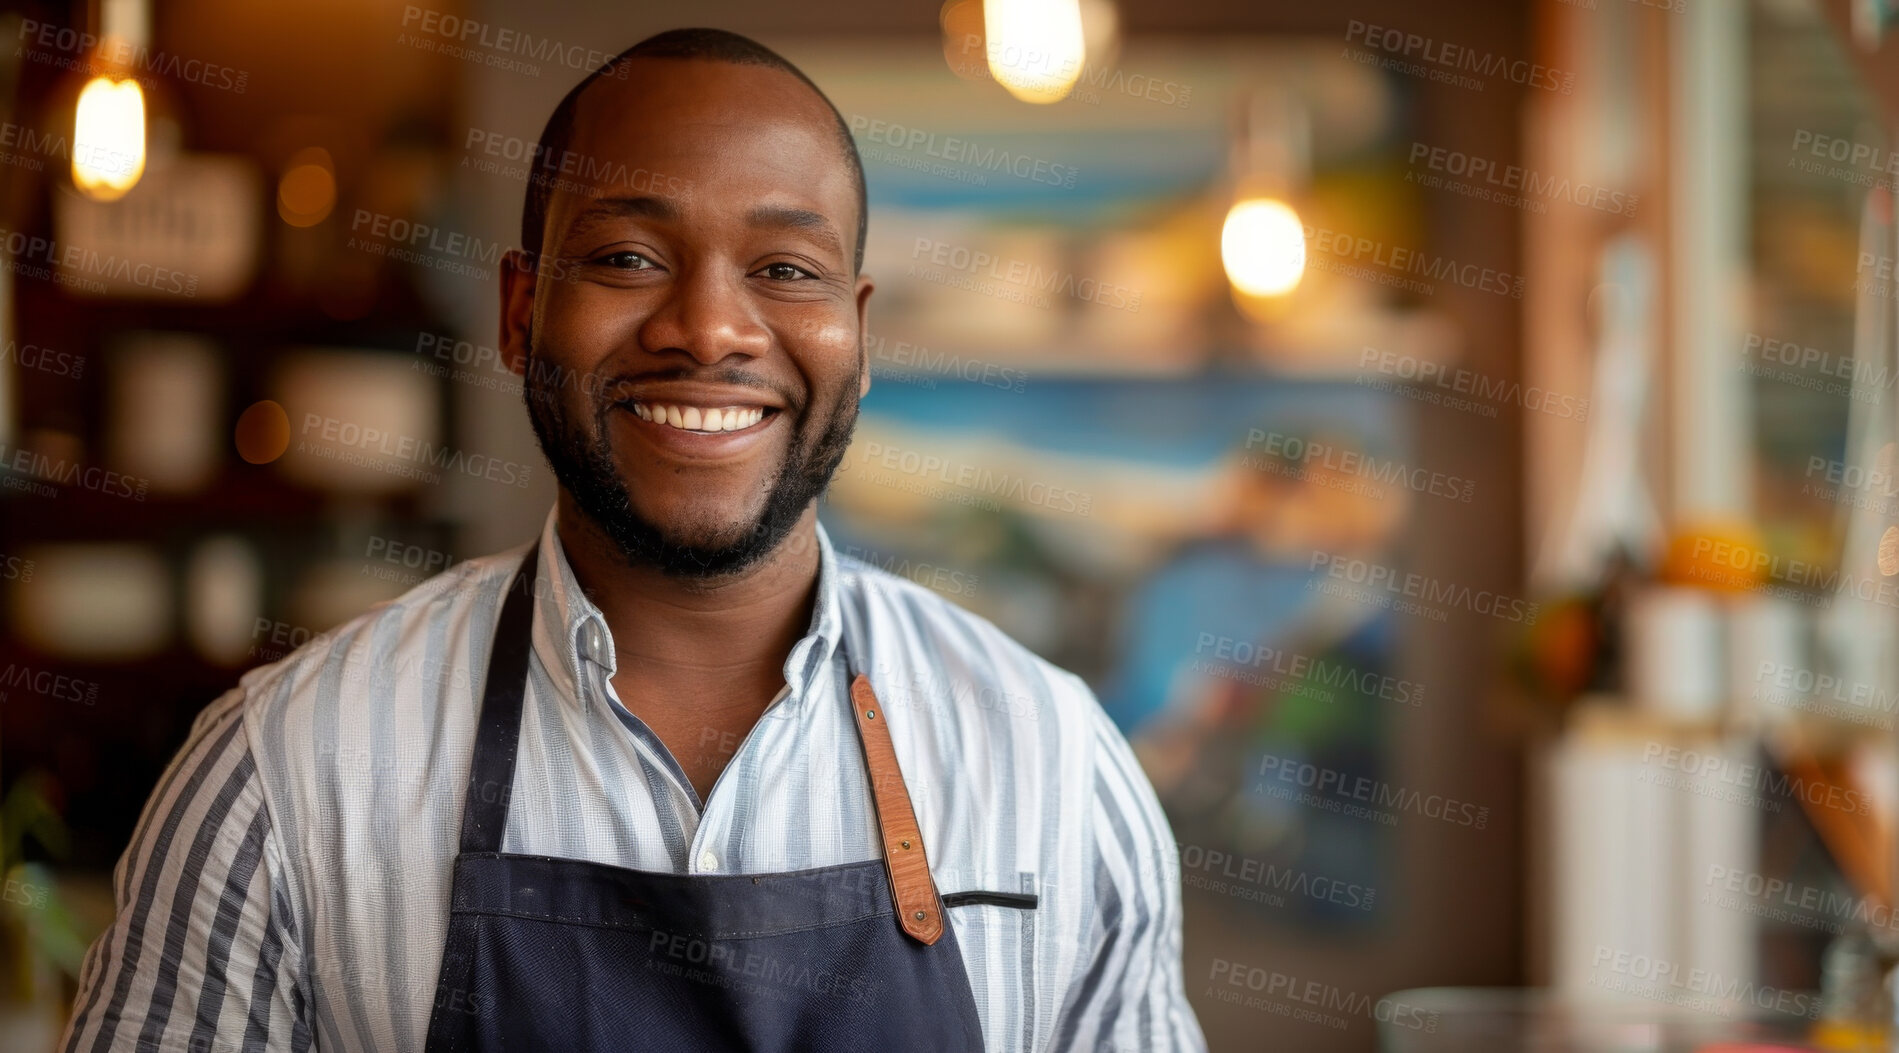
[847,672,945,945]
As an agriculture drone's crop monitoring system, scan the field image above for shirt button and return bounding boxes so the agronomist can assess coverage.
[698,850,719,872]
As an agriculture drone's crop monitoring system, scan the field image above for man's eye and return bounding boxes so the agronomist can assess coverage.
[593,252,653,270]
[760,262,815,281]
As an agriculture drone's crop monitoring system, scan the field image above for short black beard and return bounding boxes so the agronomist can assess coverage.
[522,344,859,579]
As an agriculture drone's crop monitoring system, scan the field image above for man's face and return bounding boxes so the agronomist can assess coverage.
[503,58,871,577]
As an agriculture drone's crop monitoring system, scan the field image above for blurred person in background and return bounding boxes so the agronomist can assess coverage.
[1102,425,1408,908]
[57,27,1203,1053]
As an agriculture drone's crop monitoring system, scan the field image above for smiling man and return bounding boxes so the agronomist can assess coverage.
[61,28,1205,1053]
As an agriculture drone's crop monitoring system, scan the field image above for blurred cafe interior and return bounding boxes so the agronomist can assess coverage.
[6,0,1899,1049]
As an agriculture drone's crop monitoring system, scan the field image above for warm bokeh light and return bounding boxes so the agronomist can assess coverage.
[72,76,146,201]
[234,399,291,464]
[1221,198,1305,297]
[1077,0,1121,76]
[982,0,1086,104]
[939,0,988,81]
[278,147,337,227]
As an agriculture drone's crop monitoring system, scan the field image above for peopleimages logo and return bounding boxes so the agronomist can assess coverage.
[0,663,100,705]
[349,210,506,275]
[1357,347,1588,421]
[647,929,873,1005]
[1742,332,1888,405]
[871,662,1043,723]
[0,441,148,501]
[1407,142,1637,217]
[398,7,630,78]
[1753,661,1899,730]
[1306,552,1539,625]
[0,120,140,180]
[847,439,1092,516]
[1639,742,1870,816]
[943,32,1193,109]
[297,413,534,489]
[1589,945,1819,1020]
[1257,755,1490,829]
[1178,843,1378,910]
[1790,130,1899,188]
[848,115,1078,188]
[15,19,250,94]
[1304,224,1523,299]
[1343,20,1575,94]
[462,128,694,202]
[1206,959,1437,1032]
[0,225,199,296]
[863,331,1028,394]
[1243,429,1476,504]
[1703,864,1899,935]
[1193,632,1424,706]
[1,877,49,911]
[838,543,980,598]
[364,537,463,586]
[908,238,1141,312]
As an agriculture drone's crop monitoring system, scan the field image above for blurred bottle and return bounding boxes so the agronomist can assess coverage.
[1812,926,1886,1052]
[1887,958,1899,1053]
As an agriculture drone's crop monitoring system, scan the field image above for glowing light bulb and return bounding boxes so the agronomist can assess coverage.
[1221,198,1305,297]
[72,76,146,201]
[983,0,1086,104]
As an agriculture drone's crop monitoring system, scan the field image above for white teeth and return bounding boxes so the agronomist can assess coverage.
[634,402,767,433]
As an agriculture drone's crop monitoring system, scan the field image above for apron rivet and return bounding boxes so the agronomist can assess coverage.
[901,840,911,849]
[914,911,926,921]
[864,709,876,720]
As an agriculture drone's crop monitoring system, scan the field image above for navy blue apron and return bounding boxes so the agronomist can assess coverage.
[422,542,987,1052]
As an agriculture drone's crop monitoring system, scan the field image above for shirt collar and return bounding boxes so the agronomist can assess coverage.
[528,505,846,714]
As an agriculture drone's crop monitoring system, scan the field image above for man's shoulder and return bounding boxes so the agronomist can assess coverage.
[839,557,1170,894]
[836,554,1103,732]
[231,541,531,722]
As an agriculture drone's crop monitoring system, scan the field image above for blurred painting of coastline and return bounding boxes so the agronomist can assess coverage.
[823,373,1417,929]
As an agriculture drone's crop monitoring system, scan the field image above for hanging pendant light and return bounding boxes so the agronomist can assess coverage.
[71,0,149,202]
[1222,86,1311,314]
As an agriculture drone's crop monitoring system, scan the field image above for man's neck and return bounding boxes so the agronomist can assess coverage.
[553,495,825,695]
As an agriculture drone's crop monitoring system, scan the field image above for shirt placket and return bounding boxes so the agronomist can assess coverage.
[572,616,706,853]
[569,591,838,878]
[684,680,809,874]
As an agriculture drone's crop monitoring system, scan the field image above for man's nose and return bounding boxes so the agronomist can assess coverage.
[636,263,772,364]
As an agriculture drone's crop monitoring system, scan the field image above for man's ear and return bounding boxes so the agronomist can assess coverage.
[855,271,875,398]
[500,249,538,377]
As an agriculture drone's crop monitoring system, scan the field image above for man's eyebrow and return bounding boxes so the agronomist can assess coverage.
[559,196,681,244]
[747,205,842,254]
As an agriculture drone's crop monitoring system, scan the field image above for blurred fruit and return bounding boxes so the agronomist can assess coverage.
[1659,520,1770,592]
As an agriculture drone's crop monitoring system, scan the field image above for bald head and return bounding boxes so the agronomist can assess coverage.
[520,28,867,274]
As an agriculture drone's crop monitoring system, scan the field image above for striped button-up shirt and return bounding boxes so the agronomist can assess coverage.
[59,507,1206,1052]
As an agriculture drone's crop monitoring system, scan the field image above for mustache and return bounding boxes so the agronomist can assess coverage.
[597,368,795,410]
[520,348,797,415]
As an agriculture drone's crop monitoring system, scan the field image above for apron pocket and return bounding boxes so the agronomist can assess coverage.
[941,890,1038,910]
